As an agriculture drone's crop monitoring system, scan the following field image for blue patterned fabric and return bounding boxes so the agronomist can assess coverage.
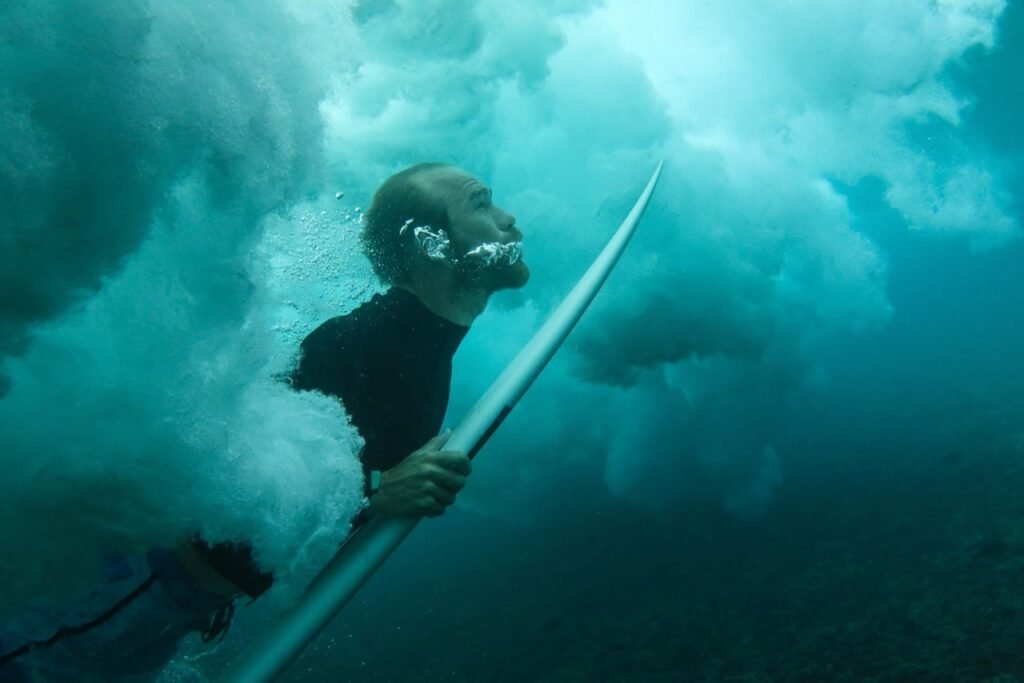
[0,550,230,681]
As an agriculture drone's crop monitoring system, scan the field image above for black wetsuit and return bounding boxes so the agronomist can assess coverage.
[197,288,468,595]
[217,288,468,589]
[291,287,470,486]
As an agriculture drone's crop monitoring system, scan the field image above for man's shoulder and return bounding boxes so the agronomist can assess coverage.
[292,293,393,391]
[302,313,356,348]
[297,317,361,373]
[301,293,387,353]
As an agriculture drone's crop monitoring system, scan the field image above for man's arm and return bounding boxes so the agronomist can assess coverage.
[171,542,245,598]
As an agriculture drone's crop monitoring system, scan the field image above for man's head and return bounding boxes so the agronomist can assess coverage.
[361,163,529,293]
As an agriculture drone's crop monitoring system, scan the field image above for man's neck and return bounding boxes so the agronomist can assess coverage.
[397,278,488,327]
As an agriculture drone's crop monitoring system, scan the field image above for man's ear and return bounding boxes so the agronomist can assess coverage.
[412,226,452,263]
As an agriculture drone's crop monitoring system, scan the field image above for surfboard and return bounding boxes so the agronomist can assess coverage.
[228,161,664,682]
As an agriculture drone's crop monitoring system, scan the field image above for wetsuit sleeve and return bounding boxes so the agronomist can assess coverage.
[190,539,273,599]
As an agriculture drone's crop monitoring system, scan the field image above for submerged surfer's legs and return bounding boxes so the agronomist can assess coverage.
[0,550,232,681]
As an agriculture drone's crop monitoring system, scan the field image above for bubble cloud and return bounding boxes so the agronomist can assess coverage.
[0,0,1017,618]
[0,2,365,608]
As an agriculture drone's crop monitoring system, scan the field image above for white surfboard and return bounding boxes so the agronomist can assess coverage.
[229,161,664,682]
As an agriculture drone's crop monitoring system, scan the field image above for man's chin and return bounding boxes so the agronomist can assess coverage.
[502,261,530,290]
[462,259,530,292]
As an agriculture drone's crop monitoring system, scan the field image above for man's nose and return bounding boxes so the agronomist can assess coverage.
[497,208,516,231]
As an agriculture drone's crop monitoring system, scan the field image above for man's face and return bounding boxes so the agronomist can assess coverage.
[419,167,530,291]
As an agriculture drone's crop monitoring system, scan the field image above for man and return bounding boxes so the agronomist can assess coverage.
[0,163,527,679]
[201,162,529,591]
[292,162,529,518]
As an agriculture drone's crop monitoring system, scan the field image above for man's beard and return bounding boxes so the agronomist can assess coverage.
[455,242,530,291]
[461,241,523,267]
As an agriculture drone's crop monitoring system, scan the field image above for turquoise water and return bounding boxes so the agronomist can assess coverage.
[2,1,1023,680]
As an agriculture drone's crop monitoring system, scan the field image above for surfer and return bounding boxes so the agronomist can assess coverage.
[189,163,530,598]
[291,162,529,518]
[0,163,527,680]
[231,161,660,682]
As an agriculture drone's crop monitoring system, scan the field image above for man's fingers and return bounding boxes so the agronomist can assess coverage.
[427,464,466,493]
[421,478,456,505]
[422,499,445,517]
[419,429,452,453]
[428,484,456,506]
[433,450,471,475]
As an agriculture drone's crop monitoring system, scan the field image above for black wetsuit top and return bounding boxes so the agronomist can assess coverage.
[197,288,468,596]
[290,287,470,485]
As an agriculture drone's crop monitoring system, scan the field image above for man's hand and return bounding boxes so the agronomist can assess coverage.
[369,430,471,518]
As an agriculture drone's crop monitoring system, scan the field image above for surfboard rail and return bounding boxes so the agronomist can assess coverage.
[228,161,664,682]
